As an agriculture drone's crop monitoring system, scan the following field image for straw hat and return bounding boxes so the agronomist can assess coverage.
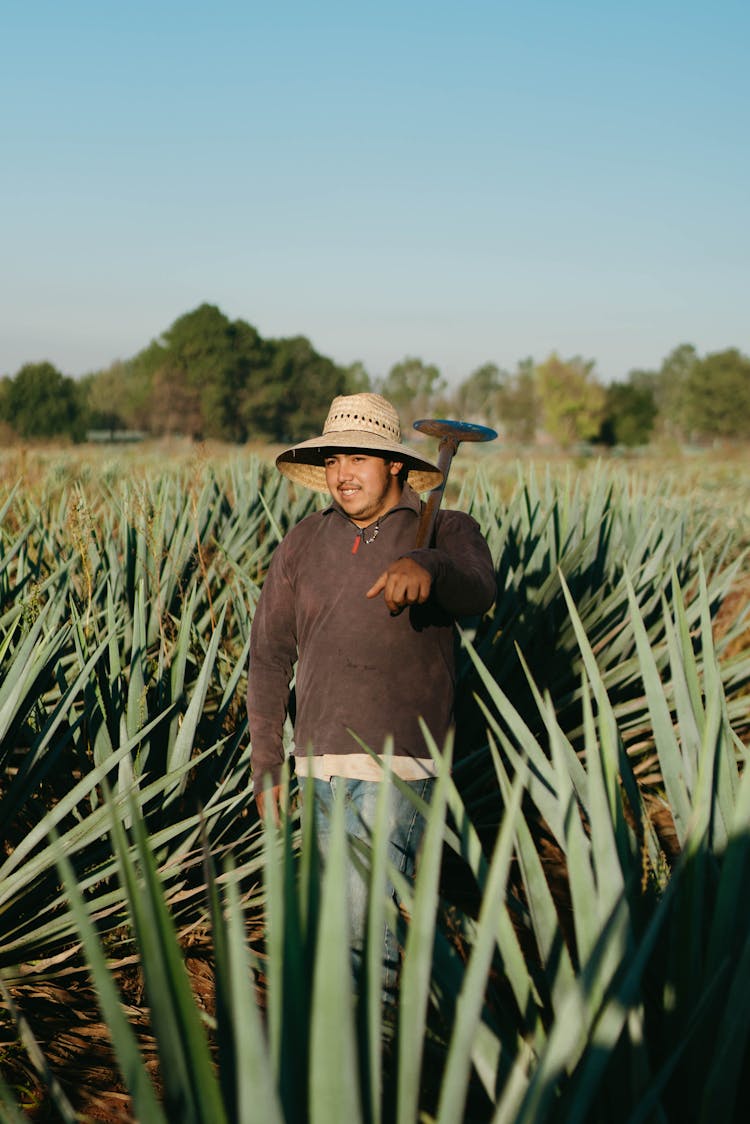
[275,393,443,494]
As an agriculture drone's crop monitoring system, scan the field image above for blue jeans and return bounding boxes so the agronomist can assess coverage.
[302,775,435,997]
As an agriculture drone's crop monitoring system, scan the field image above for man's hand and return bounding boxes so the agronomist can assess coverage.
[366,556,432,614]
[256,783,283,825]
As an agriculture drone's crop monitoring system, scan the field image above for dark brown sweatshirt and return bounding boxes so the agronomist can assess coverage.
[247,485,496,797]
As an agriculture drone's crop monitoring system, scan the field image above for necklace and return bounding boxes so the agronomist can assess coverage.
[351,518,380,554]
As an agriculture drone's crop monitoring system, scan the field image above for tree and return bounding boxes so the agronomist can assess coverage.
[683,348,750,441]
[500,358,541,445]
[159,304,267,442]
[653,344,697,441]
[124,343,171,430]
[150,363,204,438]
[453,362,505,426]
[82,344,171,433]
[342,361,372,395]
[536,353,606,448]
[3,362,85,440]
[599,376,658,447]
[79,364,130,431]
[239,336,350,442]
[0,376,12,423]
[81,304,353,444]
[80,304,266,442]
[376,357,446,428]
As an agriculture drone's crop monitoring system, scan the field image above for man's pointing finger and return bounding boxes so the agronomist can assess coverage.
[366,572,388,599]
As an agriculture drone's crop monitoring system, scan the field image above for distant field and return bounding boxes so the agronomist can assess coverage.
[1,436,747,664]
[3,434,748,558]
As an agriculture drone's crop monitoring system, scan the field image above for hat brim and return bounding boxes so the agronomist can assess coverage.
[275,429,443,494]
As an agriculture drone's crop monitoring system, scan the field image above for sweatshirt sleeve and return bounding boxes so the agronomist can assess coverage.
[246,542,298,797]
[405,509,496,619]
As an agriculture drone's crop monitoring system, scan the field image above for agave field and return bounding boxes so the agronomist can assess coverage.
[0,443,749,1122]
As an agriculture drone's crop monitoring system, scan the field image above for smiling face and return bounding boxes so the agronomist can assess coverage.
[323,452,404,527]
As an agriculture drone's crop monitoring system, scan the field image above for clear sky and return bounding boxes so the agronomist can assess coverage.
[2,0,748,386]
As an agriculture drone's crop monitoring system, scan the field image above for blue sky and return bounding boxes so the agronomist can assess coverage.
[2,0,748,385]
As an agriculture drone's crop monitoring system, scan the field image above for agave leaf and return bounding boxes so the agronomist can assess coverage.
[666,567,705,761]
[204,841,284,1124]
[660,691,726,1052]
[545,709,602,969]
[395,727,452,1124]
[53,828,168,1123]
[0,728,245,966]
[442,738,549,1068]
[0,743,145,890]
[557,570,644,849]
[707,759,750,973]
[0,628,110,825]
[110,791,228,1124]
[580,679,628,920]
[696,564,742,832]
[358,752,393,1124]
[166,582,199,747]
[510,891,635,1123]
[626,575,692,843]
[260,766,311,1118]
[436,769,524,1123]
[696,927,750,1122]
[258,488,285,546]
[514,641,589,799]
[0,604,71,749]
[686,686,725,856]
[623,931,734,1124]
[261,780,286,1078]
[491,739,574,1017]
[279,793,310,1115]
[459,632,563,827]
[166,604,227,793]
[126,580,148,744]
[225,875,284,1124]
[308,783,363,1124]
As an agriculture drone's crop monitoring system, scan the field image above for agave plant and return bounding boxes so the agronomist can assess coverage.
[454,463,749,810]
[1,451,748,1119]
[5,562,742,1122]
[0,459,277,1114]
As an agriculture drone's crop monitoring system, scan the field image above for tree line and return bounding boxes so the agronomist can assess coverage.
[1,303,748,448]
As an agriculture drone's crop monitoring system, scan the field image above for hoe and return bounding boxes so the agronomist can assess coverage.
[412,417,498,548]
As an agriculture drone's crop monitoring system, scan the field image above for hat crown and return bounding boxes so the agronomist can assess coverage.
[275,392,443,494]
[323,394,401,444]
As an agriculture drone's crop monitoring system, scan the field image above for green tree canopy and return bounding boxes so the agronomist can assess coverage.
[341,360,372,395]
[239,335,351,441]
[683,348,750,440]
[157,304,268,440]
[79,304,355,443]
[20,305,748,451]
[79,362,132,431]
[150,363,204,438]
[653,343,698,440]
[536,353,605,447]
[453,362,506,426]
[501,358,541,445]
[600,377,658,447]
[376,357,446,428]
[2,362,85,440]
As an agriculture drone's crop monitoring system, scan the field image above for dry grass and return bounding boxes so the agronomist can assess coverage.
[2,927,250,1122]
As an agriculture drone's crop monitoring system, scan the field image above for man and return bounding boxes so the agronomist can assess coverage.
[246,392,495,989]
